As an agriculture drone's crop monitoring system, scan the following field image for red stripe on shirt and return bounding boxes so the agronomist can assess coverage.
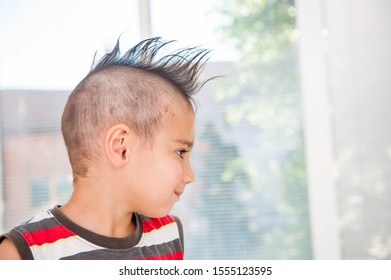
[141,251,184,260]
[142,215,175,233]
[23,226,76,246]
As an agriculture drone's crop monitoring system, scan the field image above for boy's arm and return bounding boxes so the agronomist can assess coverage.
[0,238,22,260]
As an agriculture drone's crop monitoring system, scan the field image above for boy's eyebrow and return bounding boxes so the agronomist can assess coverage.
[175,139,194,148]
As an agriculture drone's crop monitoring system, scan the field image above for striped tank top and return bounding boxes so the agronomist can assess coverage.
[0,206,184,260]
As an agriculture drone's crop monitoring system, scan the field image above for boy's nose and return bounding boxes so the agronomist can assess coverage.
[183,162,196,185]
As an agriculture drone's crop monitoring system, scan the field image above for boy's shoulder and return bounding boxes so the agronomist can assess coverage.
[0,207,58,260]
[7,208,61,236]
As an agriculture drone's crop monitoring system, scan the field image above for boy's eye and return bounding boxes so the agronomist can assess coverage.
[177,149,188,159]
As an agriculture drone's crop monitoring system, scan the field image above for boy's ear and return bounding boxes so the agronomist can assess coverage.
[105,124,132,168]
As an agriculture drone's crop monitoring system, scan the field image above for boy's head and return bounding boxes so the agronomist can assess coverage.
[61,37,211,182]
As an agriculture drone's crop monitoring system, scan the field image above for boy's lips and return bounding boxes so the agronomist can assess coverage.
[174,191,183,199]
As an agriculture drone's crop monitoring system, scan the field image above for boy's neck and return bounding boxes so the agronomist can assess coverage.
[60,176,136,238]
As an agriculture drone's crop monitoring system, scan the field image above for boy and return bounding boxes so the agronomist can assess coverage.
[0,37,212,259]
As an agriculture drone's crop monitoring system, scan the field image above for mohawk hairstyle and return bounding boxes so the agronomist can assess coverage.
[90,37,212,107]
[61,37,213,180]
